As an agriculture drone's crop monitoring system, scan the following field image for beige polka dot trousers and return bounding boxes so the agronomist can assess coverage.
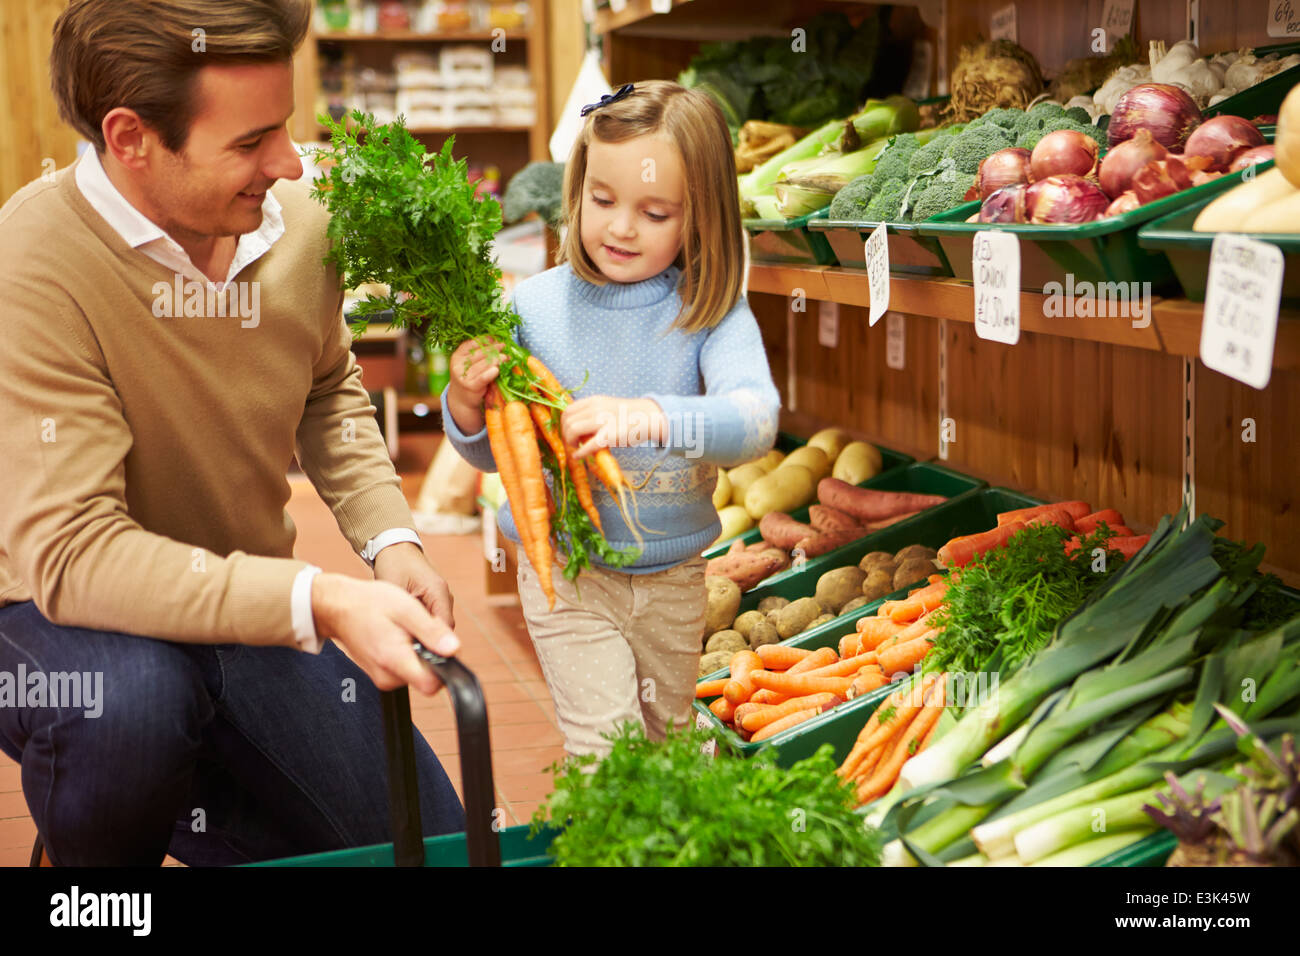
[516,554,708,760]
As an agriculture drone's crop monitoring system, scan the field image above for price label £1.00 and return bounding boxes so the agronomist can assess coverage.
[972,230,1021,345]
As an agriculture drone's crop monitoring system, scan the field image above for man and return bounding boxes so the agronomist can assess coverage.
[0,0,467,865]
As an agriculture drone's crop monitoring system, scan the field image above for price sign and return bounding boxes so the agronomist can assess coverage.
[865,223,890,325]
[819,300,840,348]
[886,313,906,370]
[1269,0,1300,36]
[1101,0,1135,43]
[1200,234,1284,389]
[990,4,1017,41]
[973,231,1021,345]
[695,711,718,757]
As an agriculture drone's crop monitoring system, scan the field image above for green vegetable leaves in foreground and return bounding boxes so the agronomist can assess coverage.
[311,111,520,355]
[532,723,881,867]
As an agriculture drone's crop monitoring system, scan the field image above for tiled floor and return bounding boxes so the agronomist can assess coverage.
[0,434,563,866]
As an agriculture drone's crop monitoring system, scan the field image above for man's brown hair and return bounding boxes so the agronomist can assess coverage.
[558,79,746,334]
[50,0,311,154]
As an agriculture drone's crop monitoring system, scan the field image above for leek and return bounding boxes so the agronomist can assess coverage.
[1028,828,1158,867]
[947,852,989,867]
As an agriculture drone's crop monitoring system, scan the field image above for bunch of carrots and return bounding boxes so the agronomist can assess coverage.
[837,672,947,806]
[936,501,1150,568]
[482,352,646,609]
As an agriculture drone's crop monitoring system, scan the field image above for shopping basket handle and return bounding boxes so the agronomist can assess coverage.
[379,642,502,867]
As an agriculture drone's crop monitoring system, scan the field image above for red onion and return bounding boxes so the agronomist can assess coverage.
[1024,175,1111,224]
[1103,191,1141,217]
[1098,129,1168,199]
[1183,115,1266,171]
[979,183,1027,223]
[1228,144,1276,172]
[1190,170,1223,187]
[1130,155,1196,203]
[1107,83,1203,150]
[1030,130,1100,182]
[976,148,1032,200]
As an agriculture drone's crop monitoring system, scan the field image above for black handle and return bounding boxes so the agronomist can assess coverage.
[380,641,502,867]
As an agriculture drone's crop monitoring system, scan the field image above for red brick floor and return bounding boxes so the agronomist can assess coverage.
[0,434,562,866]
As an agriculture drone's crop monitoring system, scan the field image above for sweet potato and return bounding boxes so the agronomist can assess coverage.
[759,511,814,550]
[794,527,866,558]
[706,550,787,592]
[809,504,863,534]
[817,478,946,523]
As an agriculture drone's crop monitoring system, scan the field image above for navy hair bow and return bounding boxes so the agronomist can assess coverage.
[580,83,635,117]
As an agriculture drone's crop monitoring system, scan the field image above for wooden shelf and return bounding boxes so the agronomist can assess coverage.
[748,264,1300,373]
[317,30,527,42]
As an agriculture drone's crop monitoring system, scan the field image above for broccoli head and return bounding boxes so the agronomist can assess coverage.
[872,133,921,183]
[864,179,907,221]
[1019,118,1106,152]
[502,161,566,228]
[828,175,876,220]
[908,169,976,223]
[1063,105,1093,125]
[907,136,951,177]
[971,107,1026,132]
[1026,101,1067,124]
[942,124,1013,175]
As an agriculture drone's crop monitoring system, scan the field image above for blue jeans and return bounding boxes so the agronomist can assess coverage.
[0,601,466,865]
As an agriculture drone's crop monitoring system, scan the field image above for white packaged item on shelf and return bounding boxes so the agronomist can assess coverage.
[440,45,493,87]
[396,88,451,114]
[493,65,532,88]
[404,108,448,129]
[495,87,535,109]
[445,87,494,109]
[495,109,536,127]
[446,107,496,126]
[396,67,445,89]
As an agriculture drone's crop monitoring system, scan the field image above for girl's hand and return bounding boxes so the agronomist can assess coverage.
[446,336,504,434]
[561,396,668,459]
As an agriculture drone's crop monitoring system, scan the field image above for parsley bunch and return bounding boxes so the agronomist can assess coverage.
[533,723,881,866]
[311,111,522,362]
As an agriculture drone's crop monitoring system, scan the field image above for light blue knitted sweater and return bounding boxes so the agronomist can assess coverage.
[442,263,781,573]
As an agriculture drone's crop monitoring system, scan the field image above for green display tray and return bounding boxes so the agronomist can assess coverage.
[1203,42,1300,121]
[248,822,558,867]
[729,464,994,607]
[704,444,918,559]
[917,164,1264,294]
[1090,830,1177,867]
[808,218,955,276]
[745,207,836,266]
[1137,185,1300,305]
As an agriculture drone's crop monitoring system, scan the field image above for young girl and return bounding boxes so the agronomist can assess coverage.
[442,79,781,759]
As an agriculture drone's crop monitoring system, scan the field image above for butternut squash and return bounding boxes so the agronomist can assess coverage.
[1193,167,1297,232]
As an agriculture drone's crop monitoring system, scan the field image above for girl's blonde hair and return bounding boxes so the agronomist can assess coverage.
[558,79,744,334]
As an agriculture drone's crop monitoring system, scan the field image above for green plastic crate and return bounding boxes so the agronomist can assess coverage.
[917,164,1265,294]
[703,444,917,559]
[249,822,559,867]
[1090,830,1177,867]
[731,464,993,608]
[745,207,837,266]
[1137,184,1300,305]
[808,218,955,276]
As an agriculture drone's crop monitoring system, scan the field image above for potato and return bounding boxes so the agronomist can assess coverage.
[807,427,852,465]
[705,576,742,632]
[778,446,831,483]
[744,464,816,520]
[705,629,748,655]
[858,551,896,572]
[774,596,822,638]
[832,441,884,485]
[807,613,835,631]
[711,468,732,510]
[894,558,937,591]
[894,544,938,564]
[732,610,766,639]
[815,566,867,614]
[715,505,754,545]
[728,463,768,507]
[699,650,733,678]
[757,596,790,613]
[747,620,780,650]
[862,568,895,601]
[756,449,785,472]
[839,596,870,615]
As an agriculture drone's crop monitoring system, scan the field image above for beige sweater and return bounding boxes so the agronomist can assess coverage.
[0,166,414,646]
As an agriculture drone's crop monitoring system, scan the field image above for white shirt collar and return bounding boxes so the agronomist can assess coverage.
[74,147,285,286]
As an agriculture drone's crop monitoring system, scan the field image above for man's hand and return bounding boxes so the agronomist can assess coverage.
[373,541,455,629]
[561,396,669,460]
[311,572,459,695]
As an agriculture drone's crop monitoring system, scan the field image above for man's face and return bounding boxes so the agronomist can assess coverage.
[146,61,303,240]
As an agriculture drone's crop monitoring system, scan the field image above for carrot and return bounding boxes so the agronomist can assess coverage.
[525,354,567,403]
[484,385,538,574]
[887,581,948,623]
[816,478,947,523]
[796,653,878,681]
[856,675,946,804]
[755,644,813,671]
[1024,505,1077,532]
[877,631,936,676]
[695,678,730,699]
[568,457,603,534]
[732,701,771,728]
[723,650,764,704]
[750,708,819,742]
[502,398,555,608]
[847,743,885,781]
[856,617,905,650]
[709,697,736,722]
[848,686,929,761]
[839,633,863,658]
[938,520,1028,568]
[528,401,567,472]
[750,670,854,697]
[1106,534,1151,560]
[1074,508,1125,534]
[847,669,888,699]
[750,688,787,705]
[997,501,1091,526]
[785,646,838,675]
[741,692,837,732]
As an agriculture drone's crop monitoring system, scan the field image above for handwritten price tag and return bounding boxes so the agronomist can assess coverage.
[866,223,890,325]
[990,4,1017,41]
[886,313,906,370]
[973,231,1021,345]
[1200,235,1284,390]
[695,711,718,757]
[1269,0,1300,36]
[1102,0,1135,40]
[819,300,840,348]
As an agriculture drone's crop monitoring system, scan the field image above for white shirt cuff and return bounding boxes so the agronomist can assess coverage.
[360,527,424,567]
[292,565,324,654]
